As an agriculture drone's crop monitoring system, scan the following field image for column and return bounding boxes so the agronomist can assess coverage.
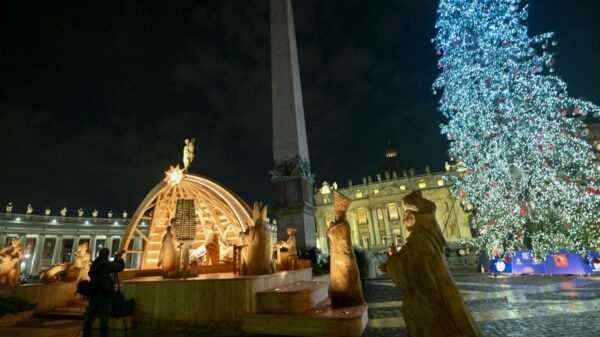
[348,212,361,248]
[383,208,392,243]
[31,234,45,276]
[366,208,376,247]
[371,208,381,245]
[71,235,81,262]
[89,235,97,258]
[51,235,63,265]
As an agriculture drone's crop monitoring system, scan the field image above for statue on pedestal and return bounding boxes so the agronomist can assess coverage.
[158,224,178,278]
[327,192,365,307]
[6,202,13,213]
[205,225,221,266]
[183,138,195,172]
[26,204,33,214]
[240,203,274,275]
[60,207,67,216]
[0,237,23,287]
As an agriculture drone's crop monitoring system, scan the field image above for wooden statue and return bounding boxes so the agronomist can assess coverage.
[388,191,483,337]
[73,241,91,283]
[158,224,179,278]
[0,237,23,287]
[240,203,274,275]
[277,227,297,256]
[327,192,365,307]
[40,241,91,284]
[205,225,221,265]
[183,138,195,172]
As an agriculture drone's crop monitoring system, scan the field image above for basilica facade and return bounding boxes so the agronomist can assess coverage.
[313,148,475,253]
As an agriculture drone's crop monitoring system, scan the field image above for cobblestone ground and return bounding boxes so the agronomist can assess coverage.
[363,273,600,337]
[2,273,599,337]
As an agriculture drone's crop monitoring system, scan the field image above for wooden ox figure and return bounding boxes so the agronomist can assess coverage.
[240,203,274,276]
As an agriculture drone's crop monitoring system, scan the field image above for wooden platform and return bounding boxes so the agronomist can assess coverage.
[257,280,328,313]
[242,280,368,337]
[0,282,78,312]
[243,298,368,337]
[120,269,313,331]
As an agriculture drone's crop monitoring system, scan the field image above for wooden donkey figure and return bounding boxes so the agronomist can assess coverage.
[240,203,275,276]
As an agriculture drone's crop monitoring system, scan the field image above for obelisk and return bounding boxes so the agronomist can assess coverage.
[270,0,317,250]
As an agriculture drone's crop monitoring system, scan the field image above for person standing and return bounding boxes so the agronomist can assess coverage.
[388,191,483,337]
[83,248,125,337]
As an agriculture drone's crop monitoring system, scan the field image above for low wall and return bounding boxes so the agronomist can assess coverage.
[0,282,77,312]
[121,269,313,333]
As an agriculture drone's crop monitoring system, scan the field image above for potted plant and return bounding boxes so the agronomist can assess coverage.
[0,296,36,327]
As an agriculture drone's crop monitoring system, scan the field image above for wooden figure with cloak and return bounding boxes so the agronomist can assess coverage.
[240,203,274,276]
[158,224,178,278]
[327,191,365,307]
[387,191,483,337]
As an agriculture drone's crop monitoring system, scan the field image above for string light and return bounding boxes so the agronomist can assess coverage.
[433,0,600,257]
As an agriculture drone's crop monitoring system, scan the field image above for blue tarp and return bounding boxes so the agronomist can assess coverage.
[489,249,600,274]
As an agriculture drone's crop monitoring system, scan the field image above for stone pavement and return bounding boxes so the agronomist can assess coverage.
[2,273,599,337]
[363,273,600,337]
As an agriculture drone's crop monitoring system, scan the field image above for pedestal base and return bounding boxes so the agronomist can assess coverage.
[121,269,313,332]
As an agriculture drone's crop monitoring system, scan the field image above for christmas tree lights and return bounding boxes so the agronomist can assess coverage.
[433,0,600,258]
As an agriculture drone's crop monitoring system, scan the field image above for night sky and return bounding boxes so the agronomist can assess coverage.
[1,0,599,216]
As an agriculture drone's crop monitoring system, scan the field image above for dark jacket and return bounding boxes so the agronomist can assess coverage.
[88,256,125,296]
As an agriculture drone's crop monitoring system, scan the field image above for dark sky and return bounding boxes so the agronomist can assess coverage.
[1,0,599,215]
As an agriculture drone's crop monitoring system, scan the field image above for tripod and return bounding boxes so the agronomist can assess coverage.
[113,272,128,337]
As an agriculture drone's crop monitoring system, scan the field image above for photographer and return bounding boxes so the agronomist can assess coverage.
[83,248,125,337]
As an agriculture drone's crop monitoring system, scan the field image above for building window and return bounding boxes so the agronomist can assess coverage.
[387,204,400,221]
[355,190,363,198]
[437,179,444,186]
[357,208,368,225]
[418,180,427,189]
[381,236,388,245]
[399,185,406,191]
[362,235,370,247]
[323,195,331,204]
[377,208,384,222]
[373,189,379,195]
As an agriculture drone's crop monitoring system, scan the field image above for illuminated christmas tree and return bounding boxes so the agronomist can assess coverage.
[432,0,600,257]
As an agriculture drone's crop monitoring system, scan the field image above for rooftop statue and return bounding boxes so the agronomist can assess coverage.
[45,207,51,216]
[327,192,365,307]
[60,207,67,216]
[0,237,23,287]
[92,209,98,218]
[78,208,84,217]
[240,203,274,275]
[26,204,33,214]
[108,210,113,218]
[122,210,128,219]
[183,138,196,172]
[6,202,13,213]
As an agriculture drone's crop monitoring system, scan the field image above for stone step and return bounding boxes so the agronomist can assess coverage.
[257,280,328,313]
[242,300,368,337]
[38,305,86,320]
